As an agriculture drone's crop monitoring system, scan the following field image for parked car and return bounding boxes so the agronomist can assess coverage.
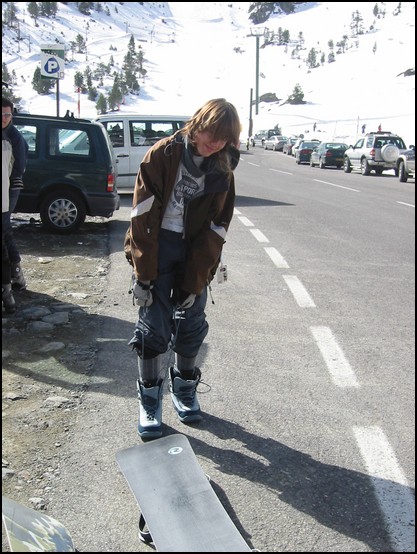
[343,131,407,175]
[239,136,250,151]
[13,112,120,233]
[310,142,348,169]
[283,136,297,155]
[295,140,320,164]
[264,135,288,151]
[396,145,415,182]
[250,130,268,147]
[95,113,189,189]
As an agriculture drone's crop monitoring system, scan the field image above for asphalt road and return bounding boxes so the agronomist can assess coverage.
[49,147,415,552]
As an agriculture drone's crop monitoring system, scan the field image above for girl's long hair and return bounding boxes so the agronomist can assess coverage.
[181,98,241,175]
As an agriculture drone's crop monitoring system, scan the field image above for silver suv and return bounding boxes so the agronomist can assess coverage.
[396,146,415,182]
[343,131,407,176]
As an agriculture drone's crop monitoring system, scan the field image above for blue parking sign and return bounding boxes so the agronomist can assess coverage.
[40,44,65,79]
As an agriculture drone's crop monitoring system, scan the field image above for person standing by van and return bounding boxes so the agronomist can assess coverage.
[125,98,241,439]
[2,98,28,290]
[2,99,17,313]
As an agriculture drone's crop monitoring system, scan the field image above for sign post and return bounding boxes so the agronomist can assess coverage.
[40,44,65,116]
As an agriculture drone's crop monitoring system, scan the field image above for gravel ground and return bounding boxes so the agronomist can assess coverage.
[2,214,112,550]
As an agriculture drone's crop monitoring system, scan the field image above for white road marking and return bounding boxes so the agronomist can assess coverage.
[269,168,293,175]
[314,179,360,192]
[250,229,269,243]
[283,275,316,308]
[397,201,415,208]
[264,247,289,268]
[248,162,260,167]
[310,326,359,387]
[238,216,254,227]
[353,425,415,553]
[234,208,242,215]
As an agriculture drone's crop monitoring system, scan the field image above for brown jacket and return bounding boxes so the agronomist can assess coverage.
[124,132,239,295]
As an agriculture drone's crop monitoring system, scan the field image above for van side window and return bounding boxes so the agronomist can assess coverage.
[15,124,37,152]
[130,122,148,146]
[130,121,181,147]
[47,127,91,157]
[104,121,124,148]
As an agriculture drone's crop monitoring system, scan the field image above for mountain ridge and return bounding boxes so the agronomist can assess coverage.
[2,2,415,143]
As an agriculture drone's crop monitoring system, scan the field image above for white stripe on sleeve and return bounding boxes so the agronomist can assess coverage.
[210,222,227,240]
[131,195,155,219]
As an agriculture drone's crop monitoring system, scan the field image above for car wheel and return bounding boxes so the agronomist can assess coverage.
[343,158,352,173]
[381,144,400,163]
[398,160,408,182]
[319,157,326,169]
[40,190,86,234]
[361,158,371,175]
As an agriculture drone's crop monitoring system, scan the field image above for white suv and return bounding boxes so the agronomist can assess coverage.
[343,131,407,176]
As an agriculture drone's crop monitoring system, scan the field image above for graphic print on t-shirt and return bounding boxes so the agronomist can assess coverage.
[172,169,204,210]
[162,163,205,233]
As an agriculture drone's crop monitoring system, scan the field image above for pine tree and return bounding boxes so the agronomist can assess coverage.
[27,2,40,24]
[96,92,107,114]
[306,48,318,69]
[287,83,305,105]
[107,76,123,110]
[32,66,55,94]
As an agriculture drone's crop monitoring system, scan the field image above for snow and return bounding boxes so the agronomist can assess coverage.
[3,2,415,145]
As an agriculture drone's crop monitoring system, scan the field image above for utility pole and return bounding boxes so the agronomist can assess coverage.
[247,27,267,115]
[248,88,253,138]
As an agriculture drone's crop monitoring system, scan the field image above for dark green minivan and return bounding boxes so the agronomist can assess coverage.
[13,112,120,233]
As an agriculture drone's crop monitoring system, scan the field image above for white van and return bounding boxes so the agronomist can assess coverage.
[95,113,190,190]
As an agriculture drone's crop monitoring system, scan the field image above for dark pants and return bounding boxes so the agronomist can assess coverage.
[3,188,21,264]
[2,212,11,285]
[130,229,209,359]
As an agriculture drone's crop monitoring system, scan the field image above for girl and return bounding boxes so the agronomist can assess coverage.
[125,98,241,439]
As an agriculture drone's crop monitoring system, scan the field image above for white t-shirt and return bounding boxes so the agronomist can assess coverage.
[161,155,205,233]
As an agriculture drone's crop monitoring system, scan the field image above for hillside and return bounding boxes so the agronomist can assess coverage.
[2,2,415,143]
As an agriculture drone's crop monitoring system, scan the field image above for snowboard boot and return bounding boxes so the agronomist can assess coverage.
[169,366,202,423]
[2,284,16,314]
[137,379,163,440]
[11,262,26,290]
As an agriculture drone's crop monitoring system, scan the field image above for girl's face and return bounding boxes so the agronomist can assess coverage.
[2,108,13,129]
[194,130,227,157]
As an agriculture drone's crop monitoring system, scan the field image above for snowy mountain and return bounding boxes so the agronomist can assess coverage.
[2,2,415,144]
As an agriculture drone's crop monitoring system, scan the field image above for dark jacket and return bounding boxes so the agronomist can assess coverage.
[125,132,239,295]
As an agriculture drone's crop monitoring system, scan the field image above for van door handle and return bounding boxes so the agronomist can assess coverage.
[117,154,129,158]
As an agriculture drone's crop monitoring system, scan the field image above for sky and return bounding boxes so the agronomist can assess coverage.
[3,2,415,145]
